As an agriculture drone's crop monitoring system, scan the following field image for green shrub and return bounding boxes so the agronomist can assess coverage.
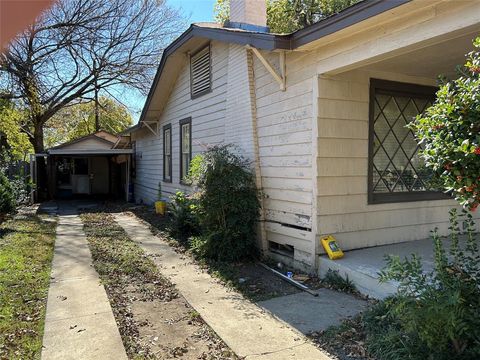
[322,269,357,294]
[367,209,480,360]
[363,299,429,360]
[167,191,199,242]
[410,37,480,210]
[188,145,260,262]
[0,173,16,214]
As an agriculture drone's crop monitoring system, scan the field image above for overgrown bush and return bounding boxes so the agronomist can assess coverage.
[167,191,199,242]
[0,173,16,214]
[187,145,260,262]
[365,209,480,360]
[410,37,480,210]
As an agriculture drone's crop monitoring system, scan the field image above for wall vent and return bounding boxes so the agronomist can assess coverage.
[190,45,211,98]
[269,241,294,258]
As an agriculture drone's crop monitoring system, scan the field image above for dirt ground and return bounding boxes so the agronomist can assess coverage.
[308,316,373,360]
[219,262,301,301]
[81,211,237,359]
[129,289,235,359]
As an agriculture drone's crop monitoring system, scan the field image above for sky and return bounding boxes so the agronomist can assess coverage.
[122,0,216,122]
[169,0,217,23]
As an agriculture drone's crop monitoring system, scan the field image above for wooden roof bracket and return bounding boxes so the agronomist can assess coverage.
[141,120,158,136]
[247,45,286,91]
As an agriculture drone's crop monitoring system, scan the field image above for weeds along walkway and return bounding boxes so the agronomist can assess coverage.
[114,213,332,360]
[41,211,127,360]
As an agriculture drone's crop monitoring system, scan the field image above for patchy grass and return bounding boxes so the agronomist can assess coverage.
[0,214,56,359]
[81,211,237,360]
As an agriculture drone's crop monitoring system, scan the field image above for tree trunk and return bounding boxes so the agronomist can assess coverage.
[32,121,45,153]
[31,119,49,201]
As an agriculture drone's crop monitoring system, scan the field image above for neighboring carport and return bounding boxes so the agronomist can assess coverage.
[32,131,133,202]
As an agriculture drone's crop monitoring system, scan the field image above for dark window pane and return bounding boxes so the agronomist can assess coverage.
[371,85,436,196]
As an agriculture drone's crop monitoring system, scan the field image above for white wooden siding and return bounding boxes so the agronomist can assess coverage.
[133,41,229,203]
[253,50,317,266]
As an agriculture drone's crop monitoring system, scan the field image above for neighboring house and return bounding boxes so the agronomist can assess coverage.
[124,0,480,271]
[32,131,133,201]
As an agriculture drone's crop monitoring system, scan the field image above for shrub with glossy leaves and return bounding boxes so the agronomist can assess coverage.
[410,37,480,210]
[188,145,260,262]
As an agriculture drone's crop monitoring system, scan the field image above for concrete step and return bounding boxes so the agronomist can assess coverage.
[317,238,438,299]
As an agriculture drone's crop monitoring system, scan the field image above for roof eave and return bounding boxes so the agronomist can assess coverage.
[137,25,291,125]
[291,0,412,48]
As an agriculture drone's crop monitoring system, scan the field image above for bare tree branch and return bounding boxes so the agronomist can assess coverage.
[0,0,186,152]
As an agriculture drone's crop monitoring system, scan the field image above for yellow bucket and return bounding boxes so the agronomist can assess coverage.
[155,201,167,215]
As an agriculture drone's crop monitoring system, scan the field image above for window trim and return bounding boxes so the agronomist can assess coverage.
[163,124,172,183]
[190,43,212,99]
[367,78,449,204]
[179,117,192,184]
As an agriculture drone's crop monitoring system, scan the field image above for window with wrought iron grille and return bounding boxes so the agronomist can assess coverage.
[368,79,446,204]
[190,44,211,98]
[179,118,191,183]
[163,124,172,182]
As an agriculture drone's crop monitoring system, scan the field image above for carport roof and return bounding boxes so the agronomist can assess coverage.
[48,149,134,155]
[45,130,133,155]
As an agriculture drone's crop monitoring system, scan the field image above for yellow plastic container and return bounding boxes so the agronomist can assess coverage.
[155,201,167,215]
[321,235,344,260]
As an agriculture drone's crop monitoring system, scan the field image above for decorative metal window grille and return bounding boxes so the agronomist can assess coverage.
[190,45,211,98]
[369,80,444,203]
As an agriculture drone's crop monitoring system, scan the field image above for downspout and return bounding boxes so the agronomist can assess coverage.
[247,49,268,253]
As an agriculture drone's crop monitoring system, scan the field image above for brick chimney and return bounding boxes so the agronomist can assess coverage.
[227,0,268,32]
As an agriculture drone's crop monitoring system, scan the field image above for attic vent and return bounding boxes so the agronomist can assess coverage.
[190,45,211,98]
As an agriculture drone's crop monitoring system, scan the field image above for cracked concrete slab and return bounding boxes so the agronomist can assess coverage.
[41,213,127,360]
[115,213,332,360]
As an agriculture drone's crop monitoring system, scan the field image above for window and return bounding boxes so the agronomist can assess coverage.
[163,124,172,182]
[368,79,446,204]
[190,44,211,98]
[179,118,192,182]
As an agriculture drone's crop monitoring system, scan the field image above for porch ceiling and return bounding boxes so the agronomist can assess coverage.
[360,29,478,80]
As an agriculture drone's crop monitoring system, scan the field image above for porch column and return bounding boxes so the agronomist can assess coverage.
[125,155,130,202]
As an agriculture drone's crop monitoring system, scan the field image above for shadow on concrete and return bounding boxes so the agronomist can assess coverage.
[258,288,368,334]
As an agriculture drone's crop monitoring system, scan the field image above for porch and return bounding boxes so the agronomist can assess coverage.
[314,4,479,298]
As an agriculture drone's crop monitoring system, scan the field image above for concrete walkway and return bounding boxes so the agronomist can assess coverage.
[42,212,127,360]
[114,213,332,360]
[258,288,367,334]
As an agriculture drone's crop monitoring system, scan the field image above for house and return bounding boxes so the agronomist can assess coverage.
[124,0,480,275]
[32,131,133,201]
